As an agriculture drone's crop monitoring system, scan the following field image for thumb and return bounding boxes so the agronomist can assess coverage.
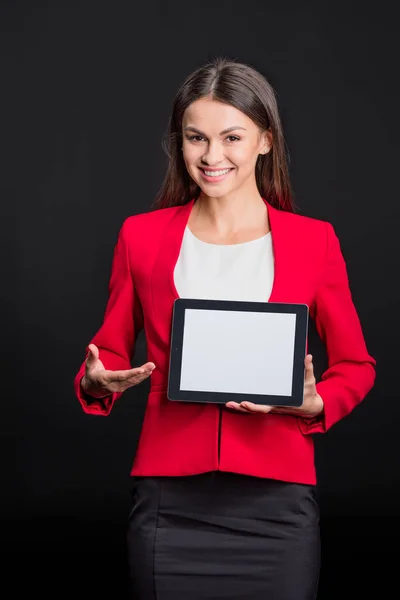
[86,343,99,366]
[304,354,314,376]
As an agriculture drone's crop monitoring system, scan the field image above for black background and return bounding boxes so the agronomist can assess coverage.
[4,1,399,597]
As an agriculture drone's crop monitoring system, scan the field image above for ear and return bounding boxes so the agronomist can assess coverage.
[259,129,273,155]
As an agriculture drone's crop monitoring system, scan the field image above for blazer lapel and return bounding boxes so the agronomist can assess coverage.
[267,202,315,304]
[265,200,298,303]
[151,199,195,349]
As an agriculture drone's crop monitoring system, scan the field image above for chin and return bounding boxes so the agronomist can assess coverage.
[198,185,234,198]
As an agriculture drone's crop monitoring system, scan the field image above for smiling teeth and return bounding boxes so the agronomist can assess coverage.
[204,169,231,177]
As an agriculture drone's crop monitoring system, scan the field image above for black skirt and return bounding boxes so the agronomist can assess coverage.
[127,471,320,600]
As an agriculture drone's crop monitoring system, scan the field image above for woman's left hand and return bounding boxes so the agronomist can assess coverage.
[225,354,324,418]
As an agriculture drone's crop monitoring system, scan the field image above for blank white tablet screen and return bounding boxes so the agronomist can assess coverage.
[180,309,296,396]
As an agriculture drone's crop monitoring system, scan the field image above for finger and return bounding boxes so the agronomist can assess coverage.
[240,402,272,414]
[109,369,146,382]
[136,363,156,377]
[106,364,156,383]
[127,363,156,376]
[225,401,271,414]
[134,362,155,371]
[225,402,251,413]
[128,369,154,383]
[269,406,301,415]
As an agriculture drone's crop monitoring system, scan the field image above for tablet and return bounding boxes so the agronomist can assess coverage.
[167,299,309,407]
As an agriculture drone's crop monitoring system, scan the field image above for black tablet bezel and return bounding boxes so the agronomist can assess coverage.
[167,298,309,407]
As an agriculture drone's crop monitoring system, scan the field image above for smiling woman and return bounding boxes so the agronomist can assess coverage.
[75,56,376,600]
[153,56,293,212]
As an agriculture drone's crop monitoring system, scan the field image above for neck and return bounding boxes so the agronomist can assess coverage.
[194,186,268,234]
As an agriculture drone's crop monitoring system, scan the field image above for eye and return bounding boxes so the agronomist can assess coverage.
[226,135,240,142]
[187,135,206,142]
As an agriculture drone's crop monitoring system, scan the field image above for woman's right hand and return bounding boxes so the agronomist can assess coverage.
[81,343,156,398]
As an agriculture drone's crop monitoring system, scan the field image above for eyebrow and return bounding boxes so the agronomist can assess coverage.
[184,126,247,136]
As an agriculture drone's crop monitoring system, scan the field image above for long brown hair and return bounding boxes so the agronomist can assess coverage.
[151,57,295,213]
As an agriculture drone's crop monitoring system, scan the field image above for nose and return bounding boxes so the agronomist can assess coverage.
[201,141,224,166]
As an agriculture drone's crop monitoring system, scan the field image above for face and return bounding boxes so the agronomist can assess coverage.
[181,97,271,198]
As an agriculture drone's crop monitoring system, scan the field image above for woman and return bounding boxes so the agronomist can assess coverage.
[74,57,376,599]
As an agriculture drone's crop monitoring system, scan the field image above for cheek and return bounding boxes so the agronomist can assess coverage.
[183,146,202,165]
[230,146,258,167]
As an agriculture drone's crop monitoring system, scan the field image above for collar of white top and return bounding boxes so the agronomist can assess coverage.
[185,226,271,247]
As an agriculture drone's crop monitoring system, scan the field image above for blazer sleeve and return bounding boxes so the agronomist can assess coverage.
[73,218,144,416]
[298,221,376,435]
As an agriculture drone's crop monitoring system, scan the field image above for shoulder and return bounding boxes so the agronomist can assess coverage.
[117,205,181,249]
[276,210,346,282]
[277,207,330,229]
[276,207,336,246]
[122,205,180,232]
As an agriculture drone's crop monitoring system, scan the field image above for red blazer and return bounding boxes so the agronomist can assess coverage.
[73,198,376,484]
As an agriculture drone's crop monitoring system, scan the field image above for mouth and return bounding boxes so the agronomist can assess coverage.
[198,167,234,183]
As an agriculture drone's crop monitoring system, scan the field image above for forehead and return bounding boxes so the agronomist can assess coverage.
[183,97,255,130]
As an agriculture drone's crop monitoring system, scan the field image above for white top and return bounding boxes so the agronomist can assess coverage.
[174,226,274,302]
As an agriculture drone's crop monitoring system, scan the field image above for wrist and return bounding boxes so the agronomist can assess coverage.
[305,393,324,418]
[315,392,324,415]
[80,376,111,399]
